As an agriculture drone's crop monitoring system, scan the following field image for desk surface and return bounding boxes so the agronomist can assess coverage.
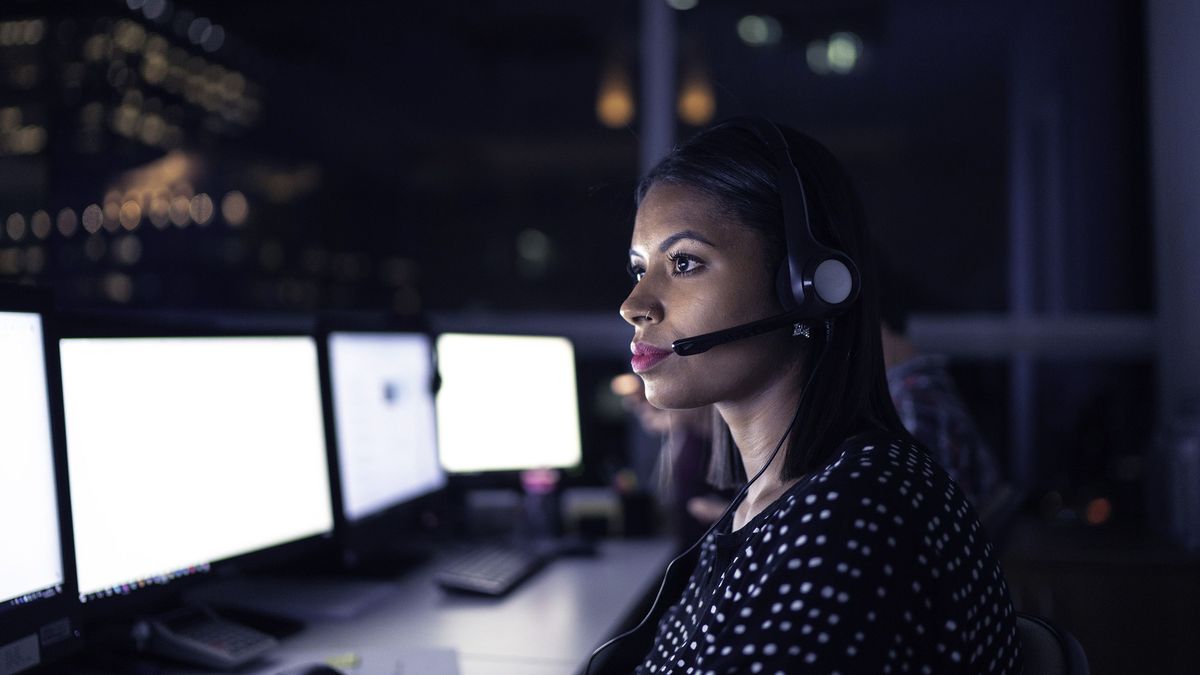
[73,539,676,675]
[271,538,677,675]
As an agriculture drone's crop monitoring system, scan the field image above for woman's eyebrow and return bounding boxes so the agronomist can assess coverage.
[628,229,717,258]
[657,229,717,252]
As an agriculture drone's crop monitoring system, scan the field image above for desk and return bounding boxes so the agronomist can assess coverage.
[87,538,676,675]
[276,538,676,674]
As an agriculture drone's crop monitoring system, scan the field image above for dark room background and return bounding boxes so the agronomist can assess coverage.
[2,1,1196,672]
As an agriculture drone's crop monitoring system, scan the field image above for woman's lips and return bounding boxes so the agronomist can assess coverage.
[631,342,673,373]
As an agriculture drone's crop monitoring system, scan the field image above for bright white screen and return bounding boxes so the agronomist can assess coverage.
[329,332,444,522]
[60,337,334,598]
[435,333,582,473]
[0,312,64,605]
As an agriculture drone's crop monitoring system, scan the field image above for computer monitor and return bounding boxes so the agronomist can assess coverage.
[435,333,583,473]
[0,287,81,670]
[58,335,335,605]
[326,331,444,523]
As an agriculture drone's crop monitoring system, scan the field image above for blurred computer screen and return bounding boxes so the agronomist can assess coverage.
[435,333,582,474]
[328,331,444,522]
[59,336,334,602]
[0,310,64,608]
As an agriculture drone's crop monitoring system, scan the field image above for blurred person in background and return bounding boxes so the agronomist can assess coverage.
[876,264,1020,544]
[878,273,1006,516]
[619,379,724,543]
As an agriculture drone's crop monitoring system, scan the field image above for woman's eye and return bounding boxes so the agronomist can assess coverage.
[627,262,645,282]
[669,253,701,276]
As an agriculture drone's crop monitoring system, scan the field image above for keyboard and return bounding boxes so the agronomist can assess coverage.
[434,544,549,596]
[148,605,279,669]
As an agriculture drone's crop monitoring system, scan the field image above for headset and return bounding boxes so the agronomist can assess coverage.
[671,117,861,356]
[587,118,861,674]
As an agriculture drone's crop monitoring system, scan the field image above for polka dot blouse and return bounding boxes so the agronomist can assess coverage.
[635,434,1023,674]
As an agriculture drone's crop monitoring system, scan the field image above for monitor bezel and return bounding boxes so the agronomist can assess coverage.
[0,284,83,665]
[315,313,447,569]
[54,310,335,618]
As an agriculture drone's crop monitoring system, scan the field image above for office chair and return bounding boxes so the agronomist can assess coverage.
[1016,612,1090,675]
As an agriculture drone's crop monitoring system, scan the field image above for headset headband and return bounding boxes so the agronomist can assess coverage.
[727,117,860,315]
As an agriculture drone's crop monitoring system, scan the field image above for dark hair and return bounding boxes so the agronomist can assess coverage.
[636,119,912,489]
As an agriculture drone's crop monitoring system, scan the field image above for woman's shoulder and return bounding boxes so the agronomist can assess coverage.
[721,432,1019,675]
[795,432,948,501]
[759,431,969,545]
[823,430,932,471]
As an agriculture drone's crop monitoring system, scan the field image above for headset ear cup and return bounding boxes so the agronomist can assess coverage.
[812,258,855,306]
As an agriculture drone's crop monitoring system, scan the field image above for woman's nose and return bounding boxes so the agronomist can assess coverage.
[620,284,663,327]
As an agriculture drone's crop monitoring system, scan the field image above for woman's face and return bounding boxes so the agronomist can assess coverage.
[620,182,801,410]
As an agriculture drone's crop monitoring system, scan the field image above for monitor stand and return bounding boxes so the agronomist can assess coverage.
[337,537,439,579]
[184,575,402,623]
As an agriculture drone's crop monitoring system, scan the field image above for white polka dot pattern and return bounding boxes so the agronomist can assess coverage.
[634,436,1023,674]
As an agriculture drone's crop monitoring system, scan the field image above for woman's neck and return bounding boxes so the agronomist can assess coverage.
[716,355,807,530]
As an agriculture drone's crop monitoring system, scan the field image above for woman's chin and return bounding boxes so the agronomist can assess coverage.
[644,384,711,411]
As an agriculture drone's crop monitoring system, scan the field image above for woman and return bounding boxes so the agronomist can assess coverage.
[616,119,1022,674]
